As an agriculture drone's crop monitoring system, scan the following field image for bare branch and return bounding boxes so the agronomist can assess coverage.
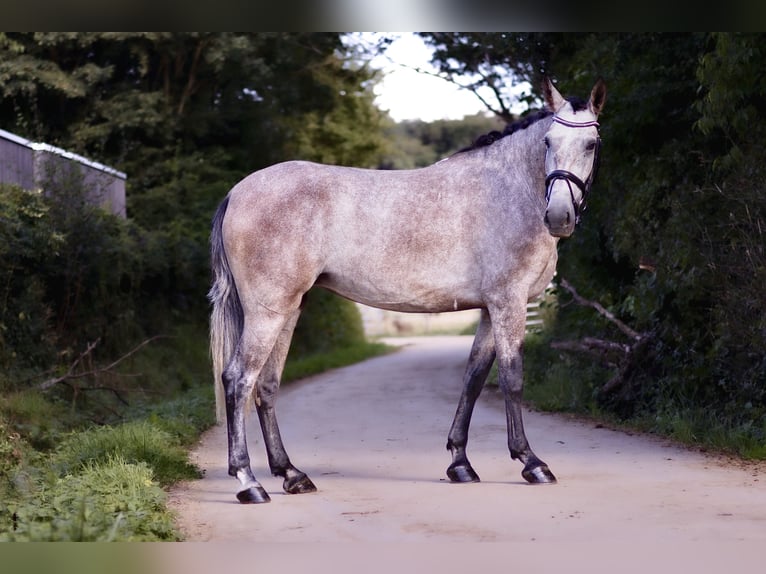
[600,373,625,395]
[38,339,100,390]
[390,60,509,120]
[558,279,643,342]
[98,335,166,373]
[551,337,631,357]
[79,385,131,406]
[37,335,167,391]
[551,279,654,398]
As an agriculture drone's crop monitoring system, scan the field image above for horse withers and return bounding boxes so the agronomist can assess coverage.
[209,78,606,503]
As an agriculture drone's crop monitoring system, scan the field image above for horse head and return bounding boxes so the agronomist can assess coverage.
[541,77,606,238]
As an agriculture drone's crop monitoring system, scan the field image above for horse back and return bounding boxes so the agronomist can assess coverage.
[222,159,555,313]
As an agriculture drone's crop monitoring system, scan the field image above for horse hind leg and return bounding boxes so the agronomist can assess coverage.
[224,306,295,503]
[255,308,317,495]
[446,309,495,483]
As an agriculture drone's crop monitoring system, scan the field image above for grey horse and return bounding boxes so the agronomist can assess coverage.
[209,78,606,503]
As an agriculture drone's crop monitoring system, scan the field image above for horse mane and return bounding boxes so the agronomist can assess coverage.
[457,96,589,154]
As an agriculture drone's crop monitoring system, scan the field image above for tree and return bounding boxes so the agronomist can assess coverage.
[419,33,587,120]
[417,33,766,448]
[378,113,504,169]
[0,33,386,379]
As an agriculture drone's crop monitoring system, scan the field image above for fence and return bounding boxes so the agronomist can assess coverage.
[525,300,545,332]
[0,128,126,217]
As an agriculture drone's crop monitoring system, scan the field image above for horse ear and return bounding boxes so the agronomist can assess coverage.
[589,78,607,117]
[542,77,566,112]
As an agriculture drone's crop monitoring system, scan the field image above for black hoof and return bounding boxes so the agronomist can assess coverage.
[522,463,557,484]
[283,473,317,495]
[447,463,481,483]
[236,485,271,503]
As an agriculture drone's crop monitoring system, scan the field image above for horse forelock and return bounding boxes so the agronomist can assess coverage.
[565,96,588,112]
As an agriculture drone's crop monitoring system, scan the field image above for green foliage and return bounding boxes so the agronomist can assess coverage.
[283,341,392,384]
[0,180,205,383]
[425,33,766,454]
[379,113,504,169]
[2,456,178,541]
[0,32,394,542]
[126,383,216,447]
[566,33,766,440]
[550,34,765,453]
[0,325,217,541]
[421,33,588,120]
[0,381,215,541]
[0,416,39,502]
[521,333,606,414]
[0,33,383,389]
[54,420,200,486]
[0,32,386,336]
[279,53,388,168]
[0,185,61,371]
[0,391,75,452]
[290,289,366,357]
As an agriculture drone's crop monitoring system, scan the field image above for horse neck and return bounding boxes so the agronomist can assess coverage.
[505,116,550,172]
[488,116,551,203]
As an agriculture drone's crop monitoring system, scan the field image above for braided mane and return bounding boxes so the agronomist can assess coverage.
[458,96,588,154]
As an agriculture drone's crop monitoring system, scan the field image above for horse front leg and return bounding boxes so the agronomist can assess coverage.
[490,303,557,484]
[255,309,317,495]
[446,309,496,483]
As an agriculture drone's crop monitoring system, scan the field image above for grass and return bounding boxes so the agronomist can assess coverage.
[0,321,394,541]
[3,455,179,541]
[0,386,213,541]
[632,406,766,459]
[53,420,202,487]
[511,332,766,461]
[0,321,217,541]
[283,341,393,383]
[485,332,603,415]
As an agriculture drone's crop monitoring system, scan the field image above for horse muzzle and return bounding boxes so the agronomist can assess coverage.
[544,194,577,237]
[544,169,589,238]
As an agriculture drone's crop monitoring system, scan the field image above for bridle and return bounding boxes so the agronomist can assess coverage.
[544,115,602,224]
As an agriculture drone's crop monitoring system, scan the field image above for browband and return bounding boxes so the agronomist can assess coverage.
[552,115,600,128]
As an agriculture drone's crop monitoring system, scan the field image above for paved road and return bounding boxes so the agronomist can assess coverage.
[168,336,765,546]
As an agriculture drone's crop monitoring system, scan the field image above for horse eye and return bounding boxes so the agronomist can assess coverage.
[543,137,550,148]
[585,141,596,151]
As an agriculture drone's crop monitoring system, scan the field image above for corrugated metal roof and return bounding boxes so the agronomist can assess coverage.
[0,128,126,179]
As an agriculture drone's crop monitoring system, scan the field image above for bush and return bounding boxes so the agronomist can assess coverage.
[0,416,38,502]
[0,185,61,372]
[290,288,367,357]
[0,383,216,541]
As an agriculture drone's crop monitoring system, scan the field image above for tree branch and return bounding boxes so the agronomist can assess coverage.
[559,279,643,342]
[37,339,100,390]
[37,335,166,391]
[390,60,508,119]
[551,279,653,398]
[551,337,631,357]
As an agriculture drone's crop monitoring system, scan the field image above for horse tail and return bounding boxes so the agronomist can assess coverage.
[208,195,242,424]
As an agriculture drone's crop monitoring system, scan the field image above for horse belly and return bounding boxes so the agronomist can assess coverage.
[317,247,483,313]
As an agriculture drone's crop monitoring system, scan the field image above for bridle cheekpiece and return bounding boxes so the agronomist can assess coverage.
[544,115,602,224]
